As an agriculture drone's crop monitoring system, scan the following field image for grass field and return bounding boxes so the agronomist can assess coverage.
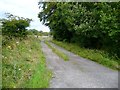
[2,36,52,88]
[52,40,119,70]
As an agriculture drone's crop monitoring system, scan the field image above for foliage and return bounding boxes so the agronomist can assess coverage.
[41,31,50,36]
[28,29,50,36]
[0,35,1,89]
[52,40,119,70]
[28,29,40,35]
[2,36,52,88]
[1,13,32,38]
[38,2,120,58]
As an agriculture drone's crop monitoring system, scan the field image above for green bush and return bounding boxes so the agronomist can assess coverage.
[1,13,32,38]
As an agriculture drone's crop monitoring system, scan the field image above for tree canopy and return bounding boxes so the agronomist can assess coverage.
[38,2,120,58]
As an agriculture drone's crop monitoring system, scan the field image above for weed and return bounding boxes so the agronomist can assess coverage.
[2,36,52,88]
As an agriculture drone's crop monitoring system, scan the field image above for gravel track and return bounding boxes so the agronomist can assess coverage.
[41,41,118,88]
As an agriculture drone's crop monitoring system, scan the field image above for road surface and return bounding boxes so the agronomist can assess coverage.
[41,41,118,88]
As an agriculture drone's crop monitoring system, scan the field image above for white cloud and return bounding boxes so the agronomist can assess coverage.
[0,0,50,32]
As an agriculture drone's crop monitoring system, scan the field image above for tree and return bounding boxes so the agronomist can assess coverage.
[1,13,32,38]
[38,2,120,58]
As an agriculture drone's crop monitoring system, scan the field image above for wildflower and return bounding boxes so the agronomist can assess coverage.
[29,49,31,52]
[16,41,19,44]
[2,55,4,58]
[8,46,11,49]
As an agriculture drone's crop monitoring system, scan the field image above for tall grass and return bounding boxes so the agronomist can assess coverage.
[24,53,52,88]
[0,35,2,89]
[52,40,119,70]
[2,36,52,88]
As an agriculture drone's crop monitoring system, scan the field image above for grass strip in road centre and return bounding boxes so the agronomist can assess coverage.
[45,41,69,61]
[52,40,119,70]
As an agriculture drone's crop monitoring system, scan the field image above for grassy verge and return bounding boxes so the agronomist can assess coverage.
[0,35,2,89]
[52,40,119,70]
[2,36,52,88]
[45,41,69,61]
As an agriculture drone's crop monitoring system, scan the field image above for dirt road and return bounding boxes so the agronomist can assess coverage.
[41,41,118,88]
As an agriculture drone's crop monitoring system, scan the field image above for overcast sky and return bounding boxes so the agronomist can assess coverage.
[0,0,50,32]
